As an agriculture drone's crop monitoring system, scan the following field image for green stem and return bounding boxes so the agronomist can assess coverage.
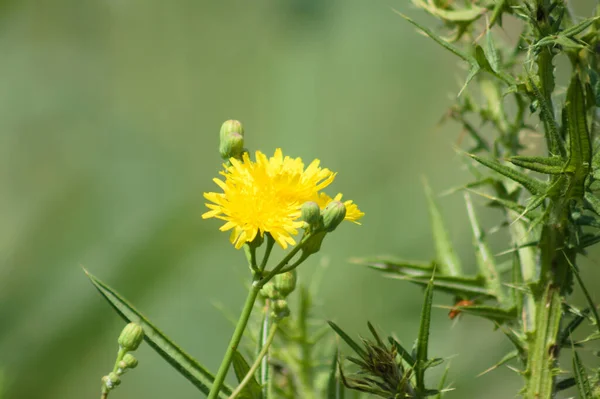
[209,234,312,399]
[208,282,262,399]
[259,235,275,271]
[228,322,279,399]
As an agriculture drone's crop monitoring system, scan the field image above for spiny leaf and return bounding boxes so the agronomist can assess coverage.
[84,270,232,398]
[232,351,262,399]
[352,256,433,277]
[507,155,565,174]
[561,16,600,38]
[566,256,600,333]
[393,10,479,96]
[467,153,548,195]
[572,348,593,398]
[565,75,592,199]
[526,73,563,157]
[558,308,591,348]
[477,350,518,377]
[423,178,463,276]
[384,273,496,299]
[464,193,506,305]
[328,321,367,359]
[453,305,518,323]
[415,276,434,392]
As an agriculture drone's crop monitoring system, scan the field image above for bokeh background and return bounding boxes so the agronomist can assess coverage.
[2,1,599,398]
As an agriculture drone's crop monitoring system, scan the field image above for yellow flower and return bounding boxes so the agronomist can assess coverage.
[204,149,340,249]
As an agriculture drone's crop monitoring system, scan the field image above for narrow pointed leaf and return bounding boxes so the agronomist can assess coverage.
[353,256,433,277]
[411,0,485,22]
[508,156,565,174]
[388,337,416,366]
[527,73,563,156]
[84,270,232,398]
[572,349,593,398]
[559,308,591,347]
[561,16,600,38]
[416,277,434,391]
[468,153,547,195]
[393,10,479,96]
[511,251,524,318]
[385,273,495,299]
[465,193,506,305]
[567,258,600,333]
[232,351,262,399]
[423,178,462,275]
[327,350,345,399]
[328,321,367,359]
[478,350,518,377]
[453,305,517,323]
[434,364,450,399]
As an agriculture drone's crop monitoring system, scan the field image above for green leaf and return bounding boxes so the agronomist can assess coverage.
[477,350,518,377]
[572,349,593,398]
[328,321,367,359]
[566,257,600,333]
[415,277,434,392]
[454,305,518,323]
[511,251,524,319]
[484,26,499,73]
[326,350,344,399]
[561,16,600,38]
[507,155,565,174]
[423,178,463,276]
[388,337,416,366]
[559,308,591,348]
[467,153,548,195]
[411,0,485,22]
[433,364,451,399]
[565,75,592,199]
[352,256,433,277]
[393,10,479,96]
[526,73,563,157]
[232,351,262,399]
[465,193,506,305]
[84,270,232,398]
[385,273,495,299]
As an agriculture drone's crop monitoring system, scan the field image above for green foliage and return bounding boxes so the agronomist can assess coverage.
[361,0,600,397]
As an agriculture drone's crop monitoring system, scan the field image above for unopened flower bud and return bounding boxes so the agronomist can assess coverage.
[220,132,244,159]
[118,323,144,352]
[219,120,245,159]
[271,299,290,319]
[273,270,297,297]
[302,231,326,256]
[121,353,138,369]
[103,372,121,389]
[260,281,278,299]
[322,201,346,232]
[301,201,321,228]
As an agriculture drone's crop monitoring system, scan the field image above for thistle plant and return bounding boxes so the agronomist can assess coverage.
[83,1,600,398]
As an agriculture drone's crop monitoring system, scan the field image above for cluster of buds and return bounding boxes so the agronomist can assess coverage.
[300,200,347,256]
[260,270,297,319]
[101,322,144,396]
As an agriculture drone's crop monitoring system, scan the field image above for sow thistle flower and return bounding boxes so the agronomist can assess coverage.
[203,147,364,249]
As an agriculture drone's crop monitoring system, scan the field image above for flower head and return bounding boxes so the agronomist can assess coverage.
[203,148,363,249]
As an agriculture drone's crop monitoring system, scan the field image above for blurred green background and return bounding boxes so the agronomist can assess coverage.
[2,1,599,398]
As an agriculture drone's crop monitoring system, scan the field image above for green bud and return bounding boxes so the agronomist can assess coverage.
[103,372,121,389]
[118,322,144,352]
[301,201,322,228]
[220,132,244,159]
[322,201,346,232]
[271,299,290,319]
[219,120,245,159]
[273,270,297,297]
[302,231,326,256]
[120,353,138,370]
[260,281,279,299]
